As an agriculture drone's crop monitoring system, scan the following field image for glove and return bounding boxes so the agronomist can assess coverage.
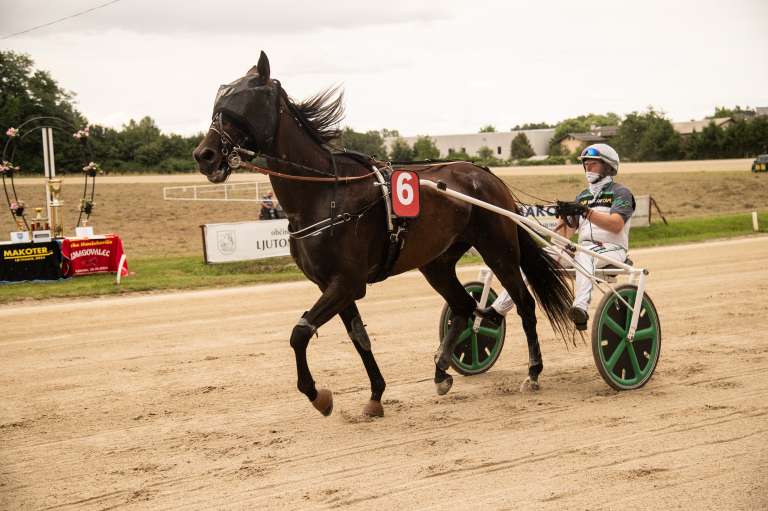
[555,201,587,228]
[555,201,587,218]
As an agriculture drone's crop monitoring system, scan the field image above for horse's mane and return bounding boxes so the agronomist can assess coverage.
[287,86,345,144]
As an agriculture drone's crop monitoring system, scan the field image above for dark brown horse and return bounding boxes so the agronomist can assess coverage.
[193,52,573,417]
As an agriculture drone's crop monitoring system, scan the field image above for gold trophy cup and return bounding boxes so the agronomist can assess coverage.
[48,178,64,238]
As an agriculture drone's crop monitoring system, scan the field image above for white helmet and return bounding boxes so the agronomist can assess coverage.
[578,143,619,176]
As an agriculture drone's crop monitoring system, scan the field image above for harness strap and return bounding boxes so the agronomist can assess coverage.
[289,213,356,240]
[329,150,339,237]
[227,153,376,183]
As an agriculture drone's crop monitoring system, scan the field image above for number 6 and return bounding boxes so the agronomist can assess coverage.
[396,172,414,205]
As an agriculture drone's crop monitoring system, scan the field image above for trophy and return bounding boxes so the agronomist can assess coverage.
[48,178,64,238]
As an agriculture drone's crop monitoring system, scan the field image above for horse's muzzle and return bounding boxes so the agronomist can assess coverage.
[206,166,231,183]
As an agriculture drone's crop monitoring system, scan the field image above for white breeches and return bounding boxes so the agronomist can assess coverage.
[489,242,627,314]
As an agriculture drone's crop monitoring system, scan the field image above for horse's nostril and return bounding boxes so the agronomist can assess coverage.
[202,149,216,162]
[194,148,217,164]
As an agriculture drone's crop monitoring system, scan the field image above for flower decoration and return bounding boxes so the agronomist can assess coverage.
[6,127,18,138]
[0,160,20,175]
[73,126,90,139]
[10,199,25,216]
[80,198,95,215]
[82,161,101,176]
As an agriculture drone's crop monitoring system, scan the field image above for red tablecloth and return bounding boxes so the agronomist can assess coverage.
[60,234,128,277]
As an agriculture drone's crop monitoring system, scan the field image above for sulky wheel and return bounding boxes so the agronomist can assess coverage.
[592,283,661,390]
[438,281,506,376]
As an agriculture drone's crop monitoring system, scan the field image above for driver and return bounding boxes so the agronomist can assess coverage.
[479,143,635,331]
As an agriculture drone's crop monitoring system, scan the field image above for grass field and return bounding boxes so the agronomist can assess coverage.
[1,211,765,304]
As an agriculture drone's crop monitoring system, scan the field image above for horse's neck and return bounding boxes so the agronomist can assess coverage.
[268,116,334,222]
[271,111,332,175]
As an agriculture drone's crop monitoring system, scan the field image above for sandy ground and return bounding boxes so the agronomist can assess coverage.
[1,236,767,510]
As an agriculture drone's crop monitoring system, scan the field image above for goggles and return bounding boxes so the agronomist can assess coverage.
[581,146,601,158]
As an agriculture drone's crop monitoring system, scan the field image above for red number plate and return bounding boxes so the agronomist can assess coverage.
[391,170,420,218]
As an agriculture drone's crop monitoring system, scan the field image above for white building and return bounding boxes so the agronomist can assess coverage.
[384,128,555,160]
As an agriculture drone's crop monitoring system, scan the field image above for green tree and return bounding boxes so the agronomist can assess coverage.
[118,116,162,164]
[510,133,535,160]
[684,122,724,159]
[1,51,87,173]
[709,105,754,119]
[340,127,387,158]
[511,122,552,130]
[412,136,440,160]
[447,147,471,161]
[390,138,414,162]
[380,128,400,138]
[613,108,681,161]
[479,125,496,133]
[475,145,502,166]
[548,112,620,155]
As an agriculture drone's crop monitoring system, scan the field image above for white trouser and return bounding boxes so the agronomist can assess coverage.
[488,242,626,315]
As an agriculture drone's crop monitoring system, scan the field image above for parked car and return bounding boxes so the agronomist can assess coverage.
[752,154,768,172]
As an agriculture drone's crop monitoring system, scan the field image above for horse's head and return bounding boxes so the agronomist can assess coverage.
[193,51,281,183]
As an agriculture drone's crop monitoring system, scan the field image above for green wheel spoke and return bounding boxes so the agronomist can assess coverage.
[477,326,502,337]
[634,325,657,341]
[442,282,506,375]
[627,344,642,379]
[605,340,627,371]
[604,315,626,337]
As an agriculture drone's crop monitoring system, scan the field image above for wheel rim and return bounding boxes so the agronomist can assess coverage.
[443,284,505,374]
[595,287,660,389]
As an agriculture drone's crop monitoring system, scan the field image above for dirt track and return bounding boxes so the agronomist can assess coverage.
[1,236,767,510]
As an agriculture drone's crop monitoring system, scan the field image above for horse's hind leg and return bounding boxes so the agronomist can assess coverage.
[420,243,476,395]
[474,241,544,390]
[339,303,386,417]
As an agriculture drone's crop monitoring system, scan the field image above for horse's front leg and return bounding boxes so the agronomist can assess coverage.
[291,279,358,416]
[339,303,386,417]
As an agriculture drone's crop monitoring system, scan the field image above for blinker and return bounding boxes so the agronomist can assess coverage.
[212,75,279,151]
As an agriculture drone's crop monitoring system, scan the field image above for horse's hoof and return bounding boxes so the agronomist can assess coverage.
[520,376,540,393]
[435,375,453,396]
[362,400,384,417]
[312,389,334,416]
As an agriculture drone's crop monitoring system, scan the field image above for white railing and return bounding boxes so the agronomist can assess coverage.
[162,181,274,202]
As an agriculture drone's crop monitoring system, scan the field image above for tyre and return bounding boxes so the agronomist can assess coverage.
[438,281,506,375]
[592,283,661,390]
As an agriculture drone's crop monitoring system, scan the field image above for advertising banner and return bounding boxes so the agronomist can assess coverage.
[518,195,651,229]
[0,241,62,282]
[202,220,291,263]
[60,235,128,277]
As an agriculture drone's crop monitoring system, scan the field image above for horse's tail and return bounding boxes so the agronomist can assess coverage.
[517,225,573,340]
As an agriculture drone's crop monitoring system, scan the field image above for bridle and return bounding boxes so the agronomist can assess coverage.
[203,82,386,238]
[205,98,377,184]
[208,112,245,160]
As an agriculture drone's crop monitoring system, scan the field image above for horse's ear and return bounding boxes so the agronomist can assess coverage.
[256,51,270,81]
[245,52,271,82]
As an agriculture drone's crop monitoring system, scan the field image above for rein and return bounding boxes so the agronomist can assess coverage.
[226,150,377,183]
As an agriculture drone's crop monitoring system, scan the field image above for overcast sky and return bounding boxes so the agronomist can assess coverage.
[2,0,767,136]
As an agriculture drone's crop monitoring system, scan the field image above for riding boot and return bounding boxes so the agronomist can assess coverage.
[476,306,505,327]
[569,306,589,331]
